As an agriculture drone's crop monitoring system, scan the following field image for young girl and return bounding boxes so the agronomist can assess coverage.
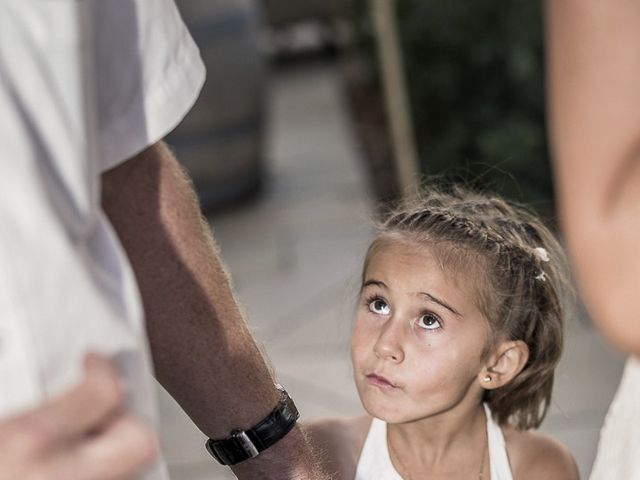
[308,188,579,479]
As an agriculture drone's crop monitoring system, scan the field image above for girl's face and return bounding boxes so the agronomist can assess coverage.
[351,241,491,424]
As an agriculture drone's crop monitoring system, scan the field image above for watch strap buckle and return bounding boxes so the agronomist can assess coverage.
[231,429,260,458]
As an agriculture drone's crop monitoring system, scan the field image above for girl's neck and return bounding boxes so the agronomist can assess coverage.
[386,401,487,469]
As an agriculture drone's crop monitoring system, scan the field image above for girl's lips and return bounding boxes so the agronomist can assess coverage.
[366,373,397,389]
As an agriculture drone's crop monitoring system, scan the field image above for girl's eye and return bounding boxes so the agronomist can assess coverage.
[368,298,391,315]
[417,314,442,331]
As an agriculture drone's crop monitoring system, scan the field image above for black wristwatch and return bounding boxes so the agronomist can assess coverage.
[204,384,299,465]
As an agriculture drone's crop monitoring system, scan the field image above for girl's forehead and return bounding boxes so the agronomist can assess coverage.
[364,241,481,309]
[366,241,437,270]
[366,239,476,277]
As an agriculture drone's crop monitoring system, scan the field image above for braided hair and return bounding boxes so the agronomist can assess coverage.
[363,187,570,430]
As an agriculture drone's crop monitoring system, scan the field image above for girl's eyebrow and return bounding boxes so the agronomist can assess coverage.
[362,279,462,317]
[419,292,462,317]
[362,279,386,289]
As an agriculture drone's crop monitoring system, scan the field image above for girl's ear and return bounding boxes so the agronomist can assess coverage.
[478,340,529,389]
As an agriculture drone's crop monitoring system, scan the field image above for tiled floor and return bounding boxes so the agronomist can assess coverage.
[157,61,627,479]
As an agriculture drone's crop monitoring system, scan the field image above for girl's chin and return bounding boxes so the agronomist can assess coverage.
[361,395,452,425]
[361,398,412,424]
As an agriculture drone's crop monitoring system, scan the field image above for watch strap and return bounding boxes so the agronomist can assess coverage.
[205,385,299,465]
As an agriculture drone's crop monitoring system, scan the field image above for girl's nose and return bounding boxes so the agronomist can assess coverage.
[373,316,405,363]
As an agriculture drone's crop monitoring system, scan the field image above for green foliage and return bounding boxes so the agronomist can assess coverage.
[362,0,554,213]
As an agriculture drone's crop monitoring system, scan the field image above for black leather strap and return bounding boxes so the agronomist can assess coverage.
[205,385,299,465]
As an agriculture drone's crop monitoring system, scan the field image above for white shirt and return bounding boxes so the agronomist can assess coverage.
[590,356,640,480]
[0,1,205,478]
[354,404,514,480]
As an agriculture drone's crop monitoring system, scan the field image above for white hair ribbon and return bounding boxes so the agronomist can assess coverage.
[533,247,550,262]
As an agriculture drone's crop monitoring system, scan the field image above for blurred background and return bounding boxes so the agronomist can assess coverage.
[159,1,626,478]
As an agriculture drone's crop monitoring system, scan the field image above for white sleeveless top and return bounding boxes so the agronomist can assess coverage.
[354,404,513,480]
[590,356,640,480]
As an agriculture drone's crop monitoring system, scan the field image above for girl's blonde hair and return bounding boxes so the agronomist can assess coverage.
[364,187,570,430]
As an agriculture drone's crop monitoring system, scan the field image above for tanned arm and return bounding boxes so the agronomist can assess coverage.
[545,0,640,355]
[101,141,324,479]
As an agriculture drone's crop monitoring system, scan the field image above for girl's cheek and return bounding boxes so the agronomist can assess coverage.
[351,319,372,352]
[353,313,379,337]
[411,327,446,348]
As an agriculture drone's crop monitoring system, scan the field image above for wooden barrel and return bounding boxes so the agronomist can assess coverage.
[169,0,267,209]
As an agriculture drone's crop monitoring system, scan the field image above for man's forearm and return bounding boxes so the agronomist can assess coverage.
[101,142,324,478]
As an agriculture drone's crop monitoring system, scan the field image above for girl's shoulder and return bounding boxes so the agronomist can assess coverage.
[503,426,580,480]
[305,415,372,480]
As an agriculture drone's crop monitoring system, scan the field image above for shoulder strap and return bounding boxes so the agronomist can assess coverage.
[354,418,403,480]
[484,403,514,480]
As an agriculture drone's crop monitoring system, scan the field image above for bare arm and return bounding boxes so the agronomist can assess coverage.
[507,429,579,480]
[305,416,371,480]
[517,440,579,480]
[545,0,640,354]
[101,142,324,479]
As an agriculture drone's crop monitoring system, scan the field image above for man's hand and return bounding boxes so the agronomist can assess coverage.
[0,354,157,480]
